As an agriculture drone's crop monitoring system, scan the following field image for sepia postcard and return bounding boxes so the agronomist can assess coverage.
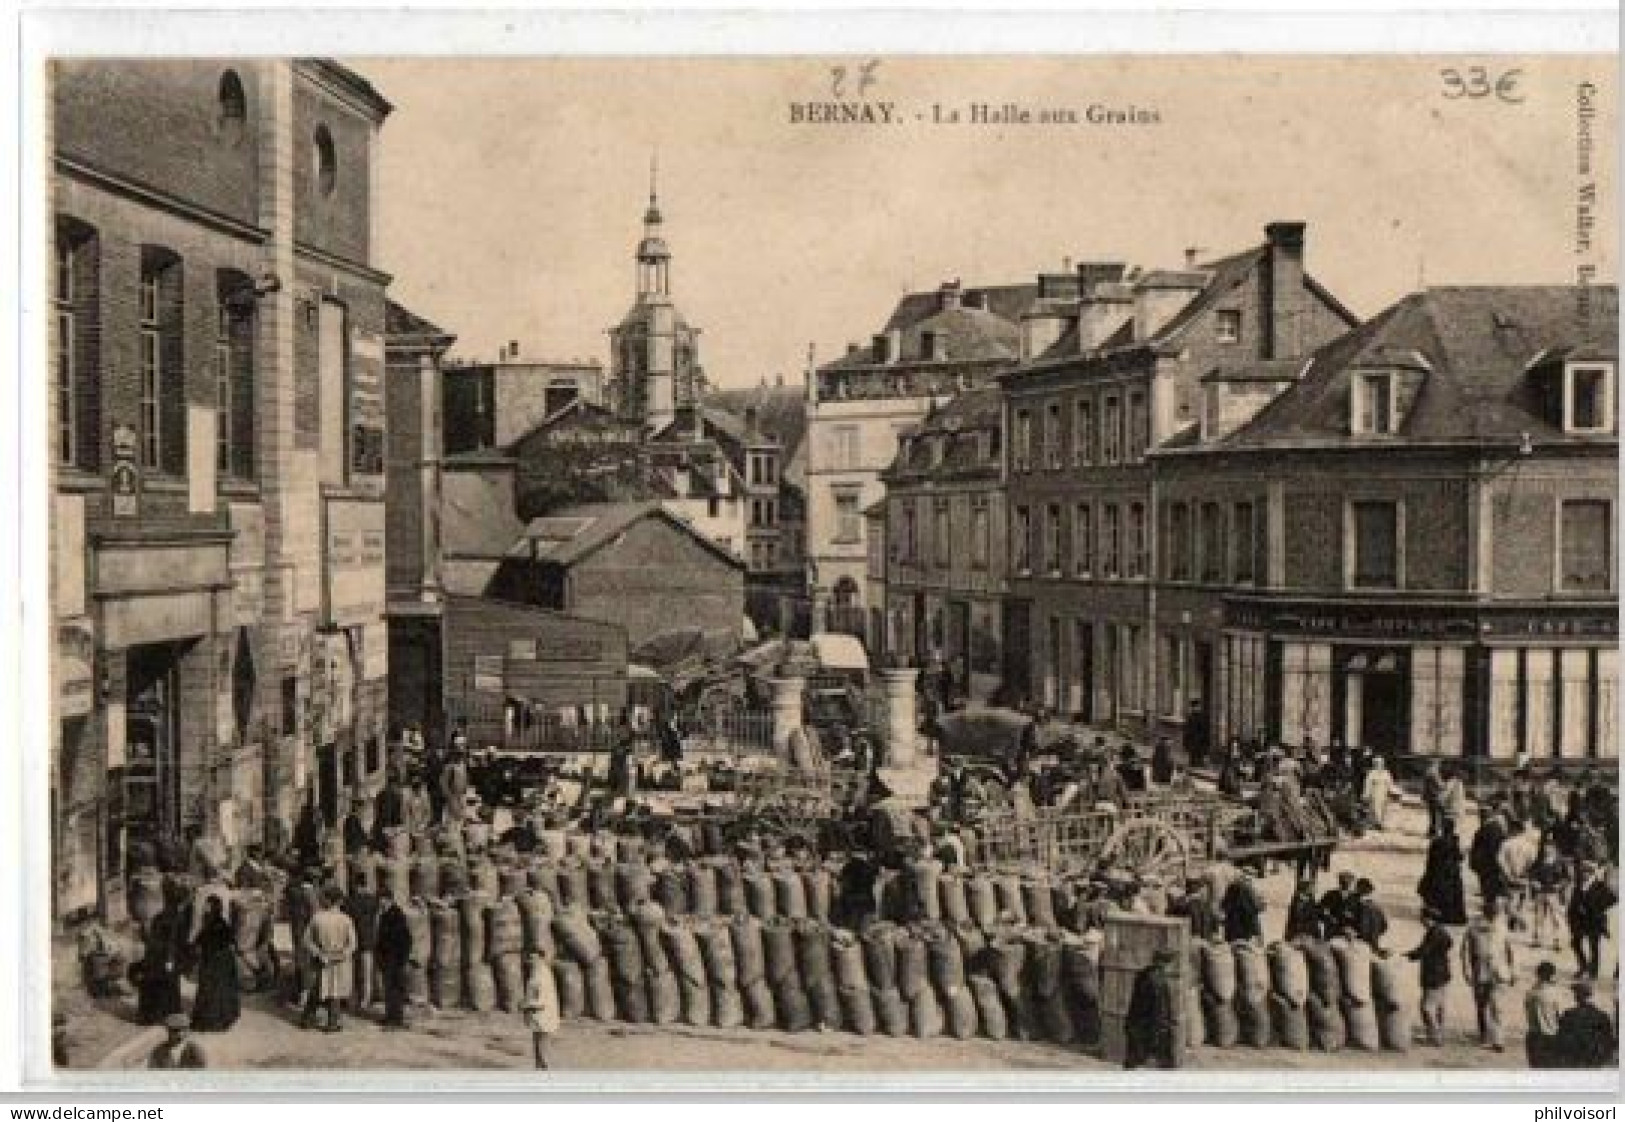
[19,10,1620,1094]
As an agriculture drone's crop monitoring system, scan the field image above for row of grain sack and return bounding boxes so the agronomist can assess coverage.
[537,897,1108,1043]
[1190,937,1412,1053]
[345,852,1075,934]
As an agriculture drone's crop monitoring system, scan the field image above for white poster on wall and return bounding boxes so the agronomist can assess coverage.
[188,405,216,514]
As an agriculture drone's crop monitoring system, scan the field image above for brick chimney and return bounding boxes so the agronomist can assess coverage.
[1264,221,1307,360]
[939,279,963,311]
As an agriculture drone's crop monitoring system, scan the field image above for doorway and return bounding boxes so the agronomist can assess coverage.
[1337,649,1410,755]
[1002,600,1032,703]
[124,643,183,868]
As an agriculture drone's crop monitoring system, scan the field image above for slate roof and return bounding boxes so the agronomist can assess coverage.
[512,502,746,570]
[707,384,808,457]
[441,466,527,559]
[384,299,454,343]
[820,283,1037,372]
[1214,285,1620,450]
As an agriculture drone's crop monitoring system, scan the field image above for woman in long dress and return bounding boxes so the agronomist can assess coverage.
[189,895,241,1032]
[1418,818,1469,925]
[136,889,186,1025]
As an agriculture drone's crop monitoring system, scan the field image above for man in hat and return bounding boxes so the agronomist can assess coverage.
[1117,744,1148,795]
[1221,866,1264,944]
[1553,980,1617,1068]
[1461,898,1517,1052]
[1523,960,1565,1068]
[301,885,358,1032]
[147,1013,208,1069]
[1123,948,1180,1069]
[1352,877,1389,951]
[1405,906,1453,1047]
[1567,860,1617,980]
[1318,871,1359,937]
[374,885,413,1029]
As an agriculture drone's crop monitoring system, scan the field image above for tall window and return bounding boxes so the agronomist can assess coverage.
[900,502,916,562]
[138,248,183,474]
[1073,397,1094,465]
[1233,501,1256,583]
[833,489,862,544]
[1127,390,1149,461]
[1127,502,1147,578]
[1350,500,1400,588]
[1073,502,1093,576]
[1200,501,1226,582]
[54,231,79,466]
[217,70,247,144]
[970,499,990,570]
[934,499,951,568]
[1102,395,1122,463]
[1013,506,1031,574]
[1045,402,1063,469]
[215,303,232,474]
[831,425,860,469]
[1353,372,1395,435]
[1565,364,1614,434]
[1013,409,1033,472]
[318,299,351,485]
[1102,504,1121,577]
[1046,504,1063,575]
[1560,499,1611,591]
[313,124,337,196]
[1167,502,1191,581]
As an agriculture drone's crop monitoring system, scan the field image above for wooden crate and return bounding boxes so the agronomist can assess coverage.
[1099,910,1190,1067]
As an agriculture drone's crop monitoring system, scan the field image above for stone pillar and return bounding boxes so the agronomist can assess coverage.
[767,676,805,754]
[879,667,919,766]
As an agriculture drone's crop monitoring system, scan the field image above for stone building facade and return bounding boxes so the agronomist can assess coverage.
[50,60,394,919]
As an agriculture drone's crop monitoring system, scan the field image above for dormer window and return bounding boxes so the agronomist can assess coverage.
[1352,371,1395,435]
[1564,362,1614,433]
[1215,309,1241,343]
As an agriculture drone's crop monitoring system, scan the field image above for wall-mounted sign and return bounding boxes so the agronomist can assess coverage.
[110,423,139,518]
[472,655,504,694]
[325,499,386,627]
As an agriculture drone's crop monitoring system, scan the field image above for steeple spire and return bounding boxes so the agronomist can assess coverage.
[645,150,662,227]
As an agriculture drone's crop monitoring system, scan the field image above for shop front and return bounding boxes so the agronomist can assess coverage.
[1220,595,1617,767]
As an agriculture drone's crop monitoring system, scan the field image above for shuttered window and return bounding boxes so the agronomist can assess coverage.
[1351,501,1399,588]
[1560,499,1611,592]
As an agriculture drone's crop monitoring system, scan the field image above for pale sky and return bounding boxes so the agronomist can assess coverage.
[357,56,1616,388]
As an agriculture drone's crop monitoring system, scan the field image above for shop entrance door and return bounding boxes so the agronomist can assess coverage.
[124,643,182,868]
[1340,649,1409,755]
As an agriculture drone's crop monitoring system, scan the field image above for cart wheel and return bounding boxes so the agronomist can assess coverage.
[1100,817,1189,885]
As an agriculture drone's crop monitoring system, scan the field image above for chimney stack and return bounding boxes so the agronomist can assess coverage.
[1264,221,1307,360]
[939,280,963,311]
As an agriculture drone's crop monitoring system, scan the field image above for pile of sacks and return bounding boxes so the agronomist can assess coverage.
[1190,937,1411,1054]
[546,903,1107,1044]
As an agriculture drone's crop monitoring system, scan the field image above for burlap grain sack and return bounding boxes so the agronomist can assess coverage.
[762,919,801,989]
[925,925,966,993]
[1378,1002,1412,1053]
[773,869,809,919]
[714,861,746,916]
[468,859,500,899]
[651,867,686,916]
[1268,991,1309,1050]
[967,874,1000,931]
[830,930,868,991]
[907,859,943,922]
[1201,989,1240,1048]
[557,863,590,910]
[1010,988,1043,1042]
[615,970,651,1023]
[526,862,560,904]
[969,974,1008,1040]
[410,856,441,902]
[1370,952,1404,1012]
[615,835,645,864]
[439,859,470,898]
[1023,935,1063,999]
[406,960,429,1007]
[1185,983,1206,1052]
[662,922,707,989]
[861,923,897,991]
[1341,994,1380,1051]
[953,922,987,967]
[742,978,777,1030]
[743,870,776,920]
[1022,878,1058,930]
[775,977,814,1032]
[493,951,525,1012]
[516,890,556,958]
[429,962,461,1009]
[1267,940,1309,1007]
[730,915,767,988]
[465,961,497,1012]
[552,907,603,965]
[1300,938,1341,1007]
[873,986,909,1036]
[413,831,437,860]
[538,829,567,861]
[802,866,833,922]
[403,900,433,964]
[1331,939,1373,1006]
[1305,991,1345,1052]
[1235,990,1271,1047]
[994,875,1028,926]
[877,870,910,922]
[793,920,836,991]
[585,957,617,1021]
[381,858,410,904]
[840,982,877,1035]
[553,958,585,1019]
[1199,940,1237,1003]
[938,873,971,927]
[585,862,617,912]
[603,919,645,990]
[687,862,719,918]
[632,906,669,974]
[909,986,945,1039]
[456,894,489,965]
[1060,935,1101,1004]
[698,922,739,989]
[712,982,745,1029]
[1233,940,1270,1004]
[648,968,682,1026]
[893,926,929,1001]
[498,865,527,900]
[942,985,979,1040]
[429,900,461,970]
[615,861,654,910]
[987,936,1026,1004]
[485,897,523,960]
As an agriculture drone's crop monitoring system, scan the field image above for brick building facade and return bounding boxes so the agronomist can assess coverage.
[50,60,394,919]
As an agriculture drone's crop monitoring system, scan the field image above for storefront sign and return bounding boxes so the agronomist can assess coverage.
[1225,598,1613,642]
[110,424,139,518]
[536,636,606,663]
